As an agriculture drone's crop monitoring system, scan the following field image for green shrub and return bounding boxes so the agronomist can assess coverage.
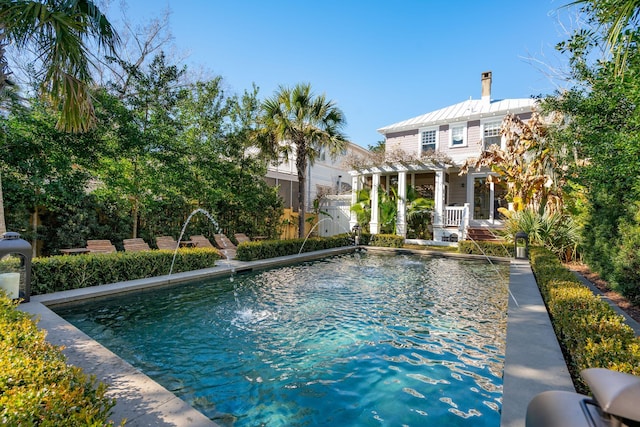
[0,295,116,425]
[369,233,404,248]
[612,204,640,304]
[529,246,640,393]
[458,240,513,257]
[501,208,580,261]
[236,235,353,261]
[31,248,220,294]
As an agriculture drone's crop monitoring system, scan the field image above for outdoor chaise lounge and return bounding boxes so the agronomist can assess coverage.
[234,233,251,244]
[213,233,237,259]
[189,235,215,249]
[86,239,117,254]
[123,238,151,252]
[155,236,179,251]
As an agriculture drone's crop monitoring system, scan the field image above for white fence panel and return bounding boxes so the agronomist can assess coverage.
[318,205,352,237]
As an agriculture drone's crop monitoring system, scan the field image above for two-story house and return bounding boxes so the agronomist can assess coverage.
[348,71,536,242]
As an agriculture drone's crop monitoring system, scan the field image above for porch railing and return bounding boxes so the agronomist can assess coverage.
[444,206,466,227]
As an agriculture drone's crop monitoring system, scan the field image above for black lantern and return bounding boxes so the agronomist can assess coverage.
[352,223,362,246]
[0,232,32,302]
[514,231,529,259]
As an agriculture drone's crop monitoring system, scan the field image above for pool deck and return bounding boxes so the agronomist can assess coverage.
[19,247,575,427]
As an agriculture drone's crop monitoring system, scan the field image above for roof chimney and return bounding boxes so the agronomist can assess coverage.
[481,71,492,103]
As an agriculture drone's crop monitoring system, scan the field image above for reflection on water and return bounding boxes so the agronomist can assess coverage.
[55,253,508,427]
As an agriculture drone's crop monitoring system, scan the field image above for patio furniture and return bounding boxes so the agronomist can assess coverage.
[234,233,251,244]
[213,234,237,259]
[190,235,215,249]
[60,247,91,255]
[156,236,179,251]
[123,238,151,252]
[86,240,116,254]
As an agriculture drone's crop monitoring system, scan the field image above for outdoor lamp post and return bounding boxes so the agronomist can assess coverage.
[0,232,32,302]
[514,231,529,260]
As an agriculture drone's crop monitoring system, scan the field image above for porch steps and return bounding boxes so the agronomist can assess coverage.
[465,227,504,242]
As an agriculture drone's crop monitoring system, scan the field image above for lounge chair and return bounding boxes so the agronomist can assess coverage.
[190,235,215,249]
[234,233,251,244]
[123,238,151,252]
[156,236,179,251]
[213,233,237,259]
[86,239,117,254]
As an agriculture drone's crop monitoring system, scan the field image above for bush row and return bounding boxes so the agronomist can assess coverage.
[369,233,404,248]
[0,295,117,425]
[458,240,514,257]
[236,235,354,261]
[31,248,221,295]
[529,246,640,394]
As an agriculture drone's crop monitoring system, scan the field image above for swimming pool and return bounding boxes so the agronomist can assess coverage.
[55,252,509,426]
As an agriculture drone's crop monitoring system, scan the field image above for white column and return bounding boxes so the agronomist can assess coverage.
[370,173,380,234]
[349,173,359,230]
[433,169,445,226]
[396,171,407,236]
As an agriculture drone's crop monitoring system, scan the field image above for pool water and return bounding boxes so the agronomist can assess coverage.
[55,252,509,426]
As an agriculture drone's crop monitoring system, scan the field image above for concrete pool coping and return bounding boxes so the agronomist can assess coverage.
[19,246,574,427]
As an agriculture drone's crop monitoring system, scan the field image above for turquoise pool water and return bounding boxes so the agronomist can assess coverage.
[55,252,509,426]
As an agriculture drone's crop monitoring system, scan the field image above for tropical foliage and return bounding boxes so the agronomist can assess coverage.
[350,185,434,236]
[460,112,566,214]
[501,208,580,262]
[0,0,119,132]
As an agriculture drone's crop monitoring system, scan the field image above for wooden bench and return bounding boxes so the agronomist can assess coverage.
[213,234,237,259]
[156,236,179,251]
[234,233,251,244]
[123,238,151,252]
[86,239,116,254]
[190,235,215,249]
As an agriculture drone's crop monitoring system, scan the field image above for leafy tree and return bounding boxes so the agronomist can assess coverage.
[543,0,640,297]
[0,0,119,234]
[96,52,187,238]
[0,99,114,254]
[257,83,348,238]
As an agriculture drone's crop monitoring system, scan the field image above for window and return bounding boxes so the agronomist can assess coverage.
[450,124,466,147]
[420,128,437,153]
[483,120,502,150]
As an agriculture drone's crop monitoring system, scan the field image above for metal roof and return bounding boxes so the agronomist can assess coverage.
[377,98,537,135]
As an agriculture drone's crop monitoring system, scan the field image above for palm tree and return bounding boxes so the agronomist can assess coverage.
[569,0,640,76]
[258,83,348,238]
[0,0,119,233]
[0,0,119,131]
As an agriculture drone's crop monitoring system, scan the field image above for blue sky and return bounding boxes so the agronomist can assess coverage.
[106,1,576,148]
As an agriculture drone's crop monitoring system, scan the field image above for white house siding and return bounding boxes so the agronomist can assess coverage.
[386,129,419,156]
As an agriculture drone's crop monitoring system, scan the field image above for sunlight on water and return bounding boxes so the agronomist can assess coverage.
[55,253,509,427]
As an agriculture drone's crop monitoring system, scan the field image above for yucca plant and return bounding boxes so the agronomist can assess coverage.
[502,208,580,261]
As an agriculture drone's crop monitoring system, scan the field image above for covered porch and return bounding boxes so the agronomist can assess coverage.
[348,161,507,243]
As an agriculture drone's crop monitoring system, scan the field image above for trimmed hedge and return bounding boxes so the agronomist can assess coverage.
[236,235,353,261]
[0,295,117,425]
[369,233,404,248]
[458,240,514,257]
[529,246,640,393]
[31,248,220,295]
